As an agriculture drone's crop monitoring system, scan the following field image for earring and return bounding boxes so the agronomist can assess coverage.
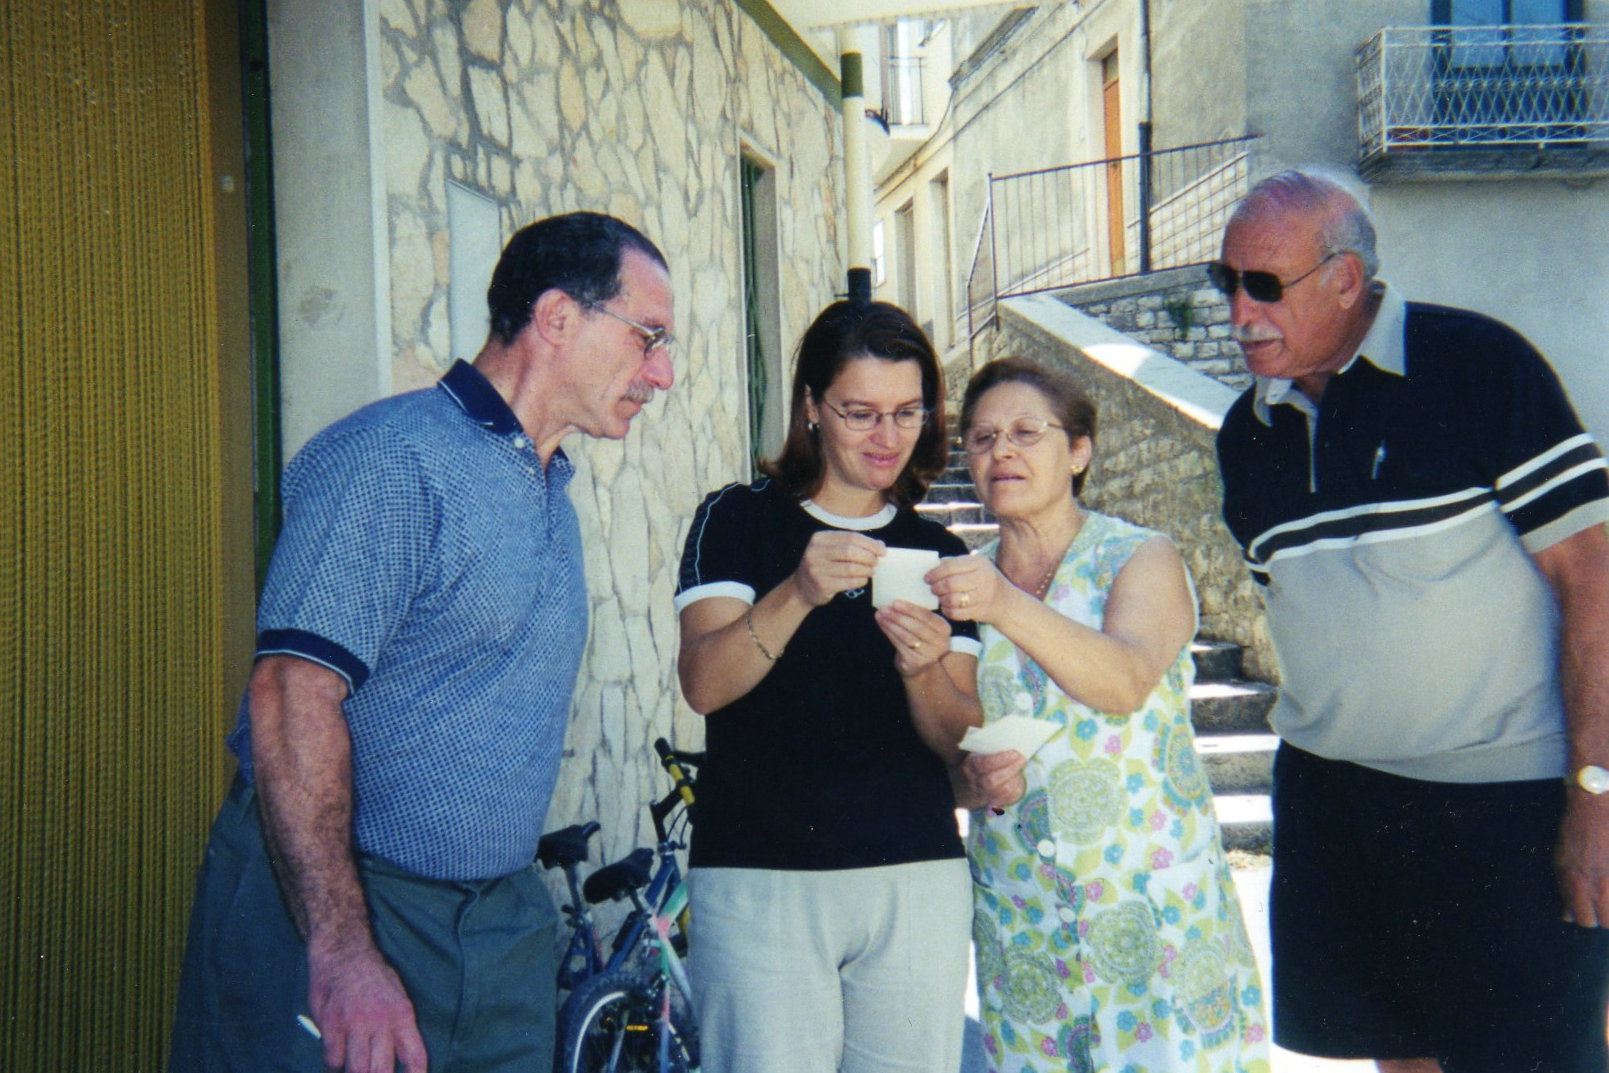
[808,421,819,434]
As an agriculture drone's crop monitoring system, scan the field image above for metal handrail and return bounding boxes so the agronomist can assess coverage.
[962,134,1257,352]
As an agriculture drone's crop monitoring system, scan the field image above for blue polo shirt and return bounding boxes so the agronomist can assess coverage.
[229,360,588,879]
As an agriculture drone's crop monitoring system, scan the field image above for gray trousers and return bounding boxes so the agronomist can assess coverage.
[689,859,972,1073]
[168,775,558,1072]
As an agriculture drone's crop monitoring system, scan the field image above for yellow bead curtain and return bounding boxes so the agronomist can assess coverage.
[1,1,255,1068]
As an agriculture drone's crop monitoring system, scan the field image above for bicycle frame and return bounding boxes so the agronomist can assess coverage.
[599,840,686,977]
[638,869,695,1069]
[551,738,702,1073]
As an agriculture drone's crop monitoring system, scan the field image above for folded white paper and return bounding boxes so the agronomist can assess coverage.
[871,547,940,609]
[959,715,1061,758]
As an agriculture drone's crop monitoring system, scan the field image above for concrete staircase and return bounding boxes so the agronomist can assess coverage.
[919,444,1277,853]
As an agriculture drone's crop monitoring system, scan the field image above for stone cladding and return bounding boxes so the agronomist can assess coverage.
[1059,267,1250,393]
[373,0,844,863]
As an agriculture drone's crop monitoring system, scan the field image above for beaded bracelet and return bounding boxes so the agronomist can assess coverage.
[744,606,782,662]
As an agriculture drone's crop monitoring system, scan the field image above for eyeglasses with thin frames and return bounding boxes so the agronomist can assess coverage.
[963,416,1065,455]
[1206,252,1338,304]
[821,400,931,431]
[586,302,675,357]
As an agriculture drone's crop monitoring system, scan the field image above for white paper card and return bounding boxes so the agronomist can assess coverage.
[959,715,1061,758]
[871,547,940,609]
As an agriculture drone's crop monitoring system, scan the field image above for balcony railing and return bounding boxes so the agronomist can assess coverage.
[963,135,1256,353]
[881,56,926,127]
[1358,24,1609,180]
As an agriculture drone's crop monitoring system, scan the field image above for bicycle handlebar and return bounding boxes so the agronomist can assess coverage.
[653,737,698,809]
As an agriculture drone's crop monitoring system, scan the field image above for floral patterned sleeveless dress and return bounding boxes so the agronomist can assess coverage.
[968,511,1269,1073]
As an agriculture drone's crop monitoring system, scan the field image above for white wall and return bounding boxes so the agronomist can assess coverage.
[1375,180,1609,443]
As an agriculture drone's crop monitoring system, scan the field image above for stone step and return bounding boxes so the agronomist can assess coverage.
[1190,638,1243,683]
[924,480,981,505]
[916,501,991,527]
[1212,793,1273,855]
[947,522,999,552]
[1195,733,1279,795]
[1189,680,1276,735]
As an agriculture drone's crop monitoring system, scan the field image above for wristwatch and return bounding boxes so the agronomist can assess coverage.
[1574,765,1609,794]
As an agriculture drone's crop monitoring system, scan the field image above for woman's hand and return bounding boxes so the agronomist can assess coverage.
[792,531,885,607]
[874,601,953,677]
[961,749,1029,810]
[929,553,1018,623]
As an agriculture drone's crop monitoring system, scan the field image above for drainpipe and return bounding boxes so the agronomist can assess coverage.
[839,27,873,304]
[1138,0,1154,275]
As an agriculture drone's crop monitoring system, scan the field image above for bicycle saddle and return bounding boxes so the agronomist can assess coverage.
[536,821,600,870]
[583,847,655,904]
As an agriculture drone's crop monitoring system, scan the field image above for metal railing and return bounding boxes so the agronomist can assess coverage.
[963,134,1256,351]
[1358,24,1609,174]
[882,56,926,127]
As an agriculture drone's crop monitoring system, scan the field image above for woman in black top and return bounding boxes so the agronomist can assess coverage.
[675,300,982,1073]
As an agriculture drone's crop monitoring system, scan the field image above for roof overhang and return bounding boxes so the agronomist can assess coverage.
[765,1,1025,66]
[769,0,1024,29]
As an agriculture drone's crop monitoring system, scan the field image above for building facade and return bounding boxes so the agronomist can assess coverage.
[2,1,847,1067]
[876,0,1608,441]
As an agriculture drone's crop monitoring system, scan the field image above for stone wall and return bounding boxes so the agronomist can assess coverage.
[368,1,845,864]
[966,295,1277,683]
[1060,267,1249,392]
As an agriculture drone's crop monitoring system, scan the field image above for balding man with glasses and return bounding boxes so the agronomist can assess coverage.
[1212,169,1609,1073]
[171,212,675,1073]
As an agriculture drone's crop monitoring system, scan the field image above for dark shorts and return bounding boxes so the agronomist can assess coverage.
[169,775,559,1073]
[1271,744,1609,1073]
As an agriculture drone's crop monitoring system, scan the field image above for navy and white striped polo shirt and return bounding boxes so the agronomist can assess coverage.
[229,360,588,879]
[1217,285,1609,783]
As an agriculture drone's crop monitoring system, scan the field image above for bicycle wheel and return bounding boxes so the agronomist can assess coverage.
[555,968,698,1073]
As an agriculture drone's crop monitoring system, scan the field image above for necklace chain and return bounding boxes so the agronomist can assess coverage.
[1018,528,1078,602]
[1032,558,1060,600]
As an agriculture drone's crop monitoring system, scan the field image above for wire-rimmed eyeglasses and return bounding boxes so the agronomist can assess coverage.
[821,400,931,431]
[963,416,1065,454]
[587,302,675,356]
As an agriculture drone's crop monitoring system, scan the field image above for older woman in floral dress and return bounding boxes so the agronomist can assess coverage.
[929,357,1269,1073]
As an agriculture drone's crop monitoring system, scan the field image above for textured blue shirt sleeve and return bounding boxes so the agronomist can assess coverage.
[256,423,437,692]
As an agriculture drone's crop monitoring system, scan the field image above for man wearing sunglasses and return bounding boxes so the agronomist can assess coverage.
[171,212,676,1073]
[1213,170,1609,1073]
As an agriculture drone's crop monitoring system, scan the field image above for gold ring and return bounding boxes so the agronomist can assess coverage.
[913,641,922,652]
[959,592,971,608]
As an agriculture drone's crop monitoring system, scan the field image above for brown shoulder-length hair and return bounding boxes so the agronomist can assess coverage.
[760,300,949,509]
[960,356,1098,497]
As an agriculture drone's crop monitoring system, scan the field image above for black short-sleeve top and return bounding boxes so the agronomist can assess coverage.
[675,478,980,870]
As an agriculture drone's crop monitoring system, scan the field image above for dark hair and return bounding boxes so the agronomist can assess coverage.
[486,211,668,345]
[761,300,948,509]
[960,356,1098,497]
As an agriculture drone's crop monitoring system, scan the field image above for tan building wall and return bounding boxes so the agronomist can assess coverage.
[270,0,846,868]
[884,0,1607,441]
[1151,0,1609,443]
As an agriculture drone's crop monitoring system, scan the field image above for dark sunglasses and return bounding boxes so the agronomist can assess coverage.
[1206,253,1337,304]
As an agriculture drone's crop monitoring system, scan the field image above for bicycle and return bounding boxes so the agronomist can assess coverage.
[539,738,701,1073]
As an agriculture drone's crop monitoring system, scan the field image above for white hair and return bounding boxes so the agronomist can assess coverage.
[1232,168,1380,278]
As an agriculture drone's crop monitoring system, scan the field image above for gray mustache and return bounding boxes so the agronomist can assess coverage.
[1230,324,1282,344]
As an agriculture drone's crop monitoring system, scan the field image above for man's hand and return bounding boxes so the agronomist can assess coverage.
[1532,524,1609,926]
[250,655,430,1070]
[308,937,428,1073]
[1556,793,1609,928]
